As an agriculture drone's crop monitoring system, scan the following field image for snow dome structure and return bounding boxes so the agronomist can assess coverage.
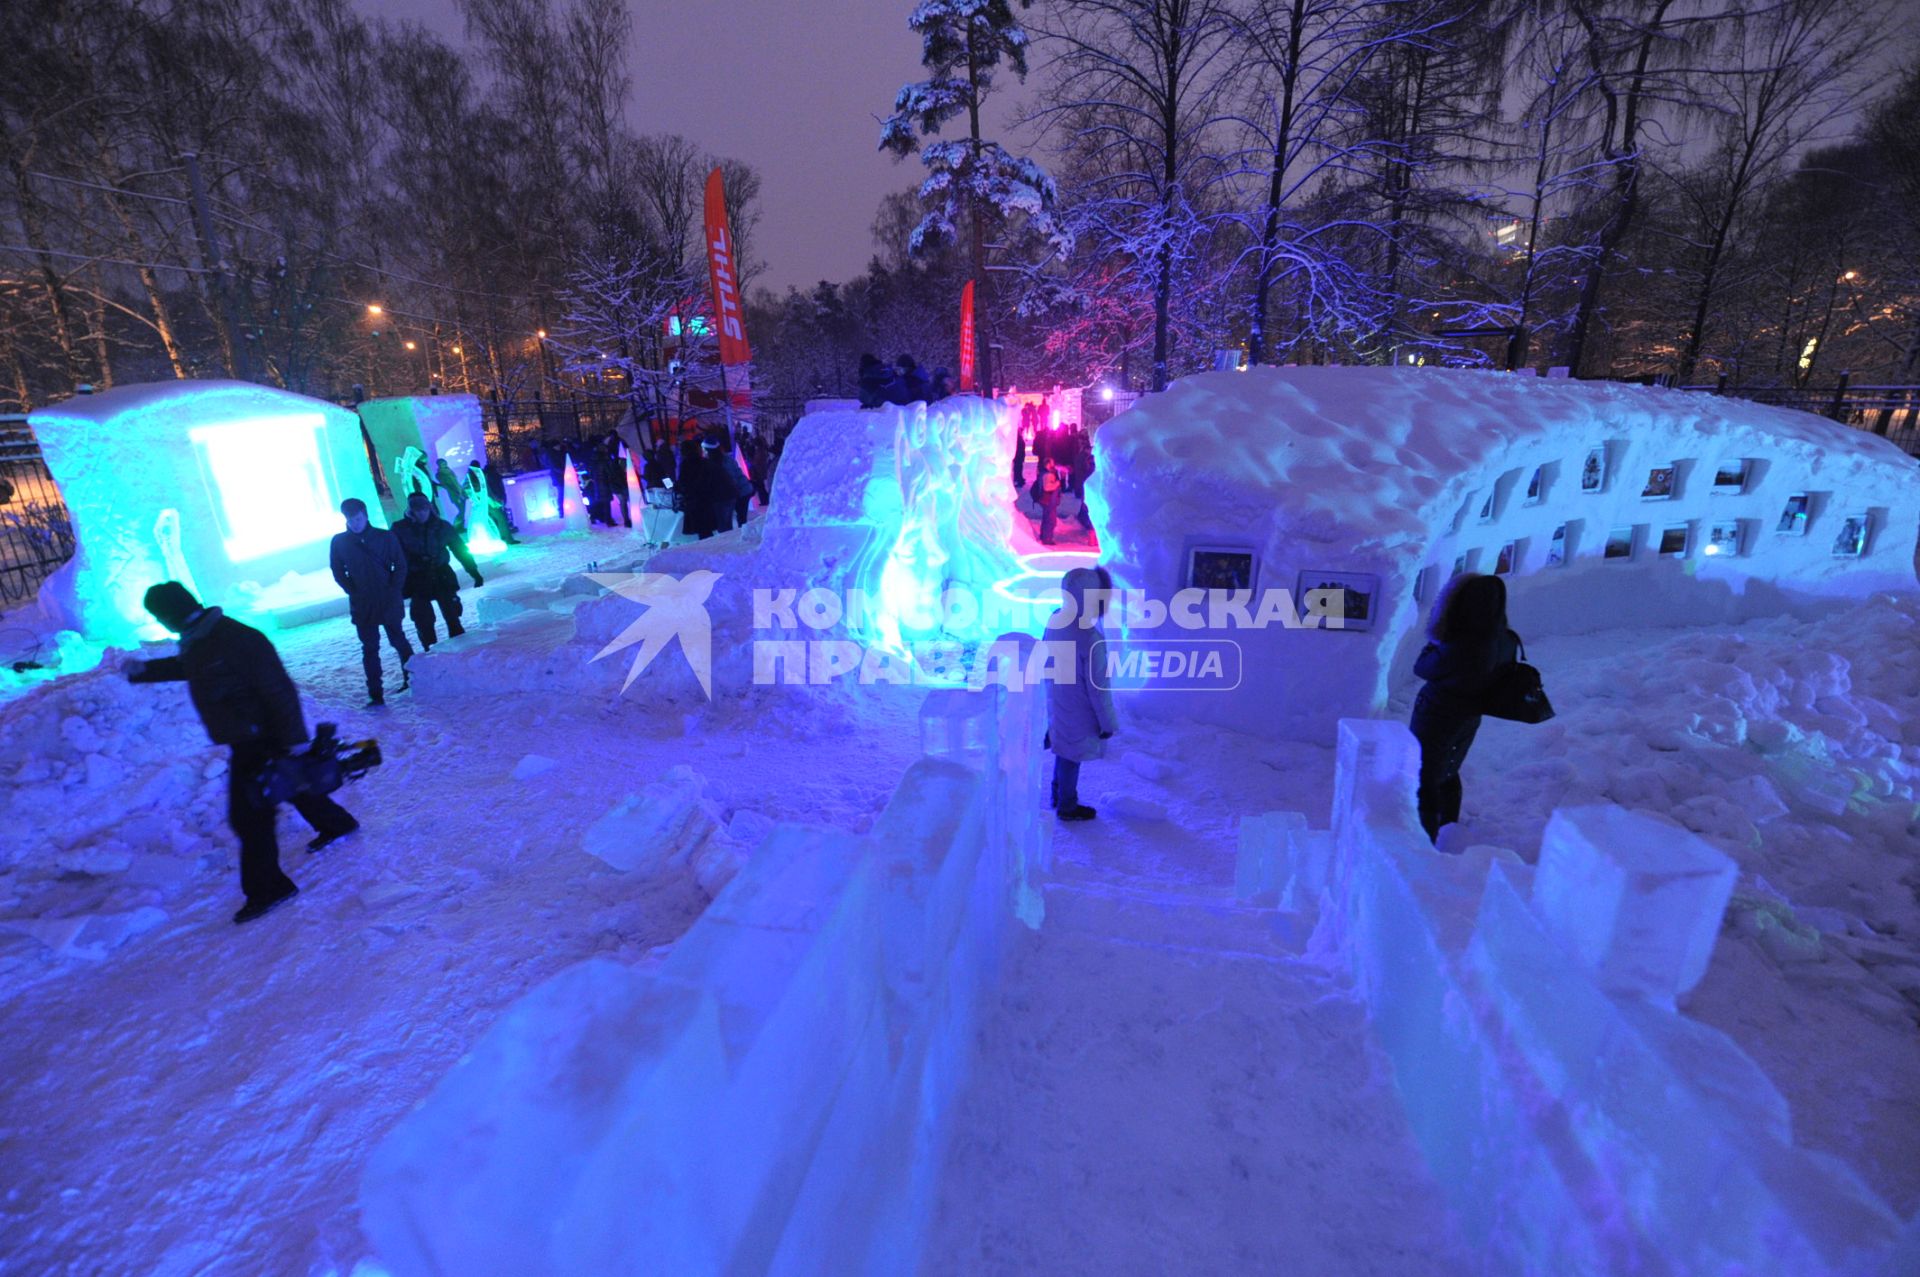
[1091,367,1920,744]
[29,380,384,642]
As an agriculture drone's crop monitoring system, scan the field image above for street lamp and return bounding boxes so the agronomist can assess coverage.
[367,303,384,316]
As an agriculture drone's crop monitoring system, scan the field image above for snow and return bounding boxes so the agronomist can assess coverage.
[1092,365,1920,743]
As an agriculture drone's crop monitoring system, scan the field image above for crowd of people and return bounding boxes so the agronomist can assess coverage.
[1012,407,1097,546]
[856,353,953,408]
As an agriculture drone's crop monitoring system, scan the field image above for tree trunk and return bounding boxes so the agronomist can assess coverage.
[1248,1,1305,367]
[967,31,994,397]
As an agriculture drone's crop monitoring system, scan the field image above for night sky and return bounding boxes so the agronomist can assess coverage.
[361,0,1031,295]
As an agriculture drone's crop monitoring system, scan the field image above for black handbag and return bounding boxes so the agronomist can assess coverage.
[1481,638,1555,724]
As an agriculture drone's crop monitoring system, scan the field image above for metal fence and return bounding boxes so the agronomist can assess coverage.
[0,415,75,608]
[1675,377,1920,459]
[479,395,811,473]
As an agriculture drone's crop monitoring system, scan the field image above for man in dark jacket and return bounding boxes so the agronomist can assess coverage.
[887,354,931,405]
[330,497,413,707]
[127,582,358,924]
[1066,429,1097,532]
[393,490,483,650]
[856,353,895,408]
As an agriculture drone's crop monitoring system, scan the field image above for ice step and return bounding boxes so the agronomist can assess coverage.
[1040,879,1310,958]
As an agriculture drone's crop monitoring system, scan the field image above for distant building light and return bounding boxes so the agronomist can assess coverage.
[1101,386,1114,401]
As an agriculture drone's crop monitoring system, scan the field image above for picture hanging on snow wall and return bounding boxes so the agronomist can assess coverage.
[1580,446,1606,494]
[1547,523,1568,567]
[1831,512,1869,557]
[1711,459,1749,495]
[1658,524,1689,557]
[1776,492,1811,536]
[1704,521,1743,558]
[1477,489,1497,523]
[1452,551,1471,578]
[1604,526,1635,560]
[1494,541,1518,574]
[1297,570,1379,631]
[1641,465,1677,501]
[1413,565,1433,602]
[1523,466,1545,505]
[1187,546,1257,594]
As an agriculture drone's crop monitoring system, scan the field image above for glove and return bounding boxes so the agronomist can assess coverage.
[1099,731,1113,740]
[470,572,484,587]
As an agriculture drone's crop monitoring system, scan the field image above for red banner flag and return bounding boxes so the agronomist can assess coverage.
[958,279,977,392]
[703,167,752,416]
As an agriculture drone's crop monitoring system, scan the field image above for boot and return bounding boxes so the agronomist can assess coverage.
[308,820,361,854]
[1059,804,1097,822]
[234,883,298,924]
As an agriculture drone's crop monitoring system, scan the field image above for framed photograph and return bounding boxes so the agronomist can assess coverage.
[1658,523,1688,557]
[1547,523,1568,567]
[1413,565,1434,603]
[1831,513,1869,558]
[1494,541,1518,575]
[1523,466,1545,506]
[1703,521,1743,558]
[1776,492,1811,536]
[1604,526,1635,560]
[1579,446,1606,494]
[1187,545,1257,593]
[1297,570,1381,632]
[1453,549,1477,577]
[1641,464,1678,501]
[1477,489,1497,524]
[1711,459,1749,495]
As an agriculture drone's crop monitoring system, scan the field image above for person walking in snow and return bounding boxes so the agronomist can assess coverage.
[1045,564,1118,821]
[1032,459,1066,545]
[1011,423,1027,496]
[393,491,483,650]
[329,498,413,707]
[1065,429,1097,532]
[127,582,359,924]
[1409,573,1520,844]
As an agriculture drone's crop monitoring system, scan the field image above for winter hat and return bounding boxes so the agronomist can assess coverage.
[143,581,202,629]
[407,491,433,511]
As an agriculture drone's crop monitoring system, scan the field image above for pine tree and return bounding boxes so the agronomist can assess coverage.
[880,1,1065,396]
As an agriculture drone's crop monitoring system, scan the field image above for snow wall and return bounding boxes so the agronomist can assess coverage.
[1240,720,1916,1275]
[355,394,486,524]
[1093,367,1920,744]
[360,681,1051,1275]
[28,381,384,644]
[560,394,1021,704]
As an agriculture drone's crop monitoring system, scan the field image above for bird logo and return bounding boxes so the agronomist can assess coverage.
[587,570,722,697]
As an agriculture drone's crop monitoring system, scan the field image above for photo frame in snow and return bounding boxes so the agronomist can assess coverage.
[1297,570,1380,631]
[1187,546,1258,594]
[1495,541,1518,575]
[1711,459,1749,495]
[1547,523,1569,567]
[1641,465,1678,501]
[1704,521,1742,558]
[1776,492,1811,536]
[1831,513,1869,557]
[1604,526,1635,560]
[1579,447,1606,494]
[1452,550,1473,577]
[1477,489,1497,523]
[1523,466,1545,505]
[1658,524,1689,557]
[1413,566,1434,603]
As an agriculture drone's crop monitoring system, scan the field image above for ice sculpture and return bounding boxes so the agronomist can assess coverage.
[29,381,384,642]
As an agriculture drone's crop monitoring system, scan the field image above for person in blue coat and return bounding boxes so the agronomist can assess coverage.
[1045,564,1119,821]
[1409,573,1520,843]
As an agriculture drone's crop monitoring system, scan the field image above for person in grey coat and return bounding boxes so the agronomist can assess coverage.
[1045,564,1119,821]
[329,497,413,706]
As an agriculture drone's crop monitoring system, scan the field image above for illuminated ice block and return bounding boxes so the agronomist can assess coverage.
[918,687,993,758]
[357,394,487,524]
[1530,805,1738,1003]
[30,381,385,642]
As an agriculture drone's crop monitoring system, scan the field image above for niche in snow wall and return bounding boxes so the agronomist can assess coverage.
[1091,366,1919,745]
[356,393,487,525]
[29,380,384,643]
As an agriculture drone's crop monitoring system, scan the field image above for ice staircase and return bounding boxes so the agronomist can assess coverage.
[921,860,1475,1275]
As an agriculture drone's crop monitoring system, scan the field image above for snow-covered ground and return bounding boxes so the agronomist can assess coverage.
[0,527,924,1276]
[3,513,1915,1272]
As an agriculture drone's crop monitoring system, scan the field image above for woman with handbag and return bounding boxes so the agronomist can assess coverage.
[1410,574,1520,844]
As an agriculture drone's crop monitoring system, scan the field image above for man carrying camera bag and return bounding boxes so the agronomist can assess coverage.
[127,582,360,924]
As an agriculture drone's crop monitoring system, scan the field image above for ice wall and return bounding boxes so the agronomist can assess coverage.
[29,381,384,643]
[360,681,1050,1275]
[1241,720,1909,1274]
[1093,367,1920,743]
[356,394,486,524]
